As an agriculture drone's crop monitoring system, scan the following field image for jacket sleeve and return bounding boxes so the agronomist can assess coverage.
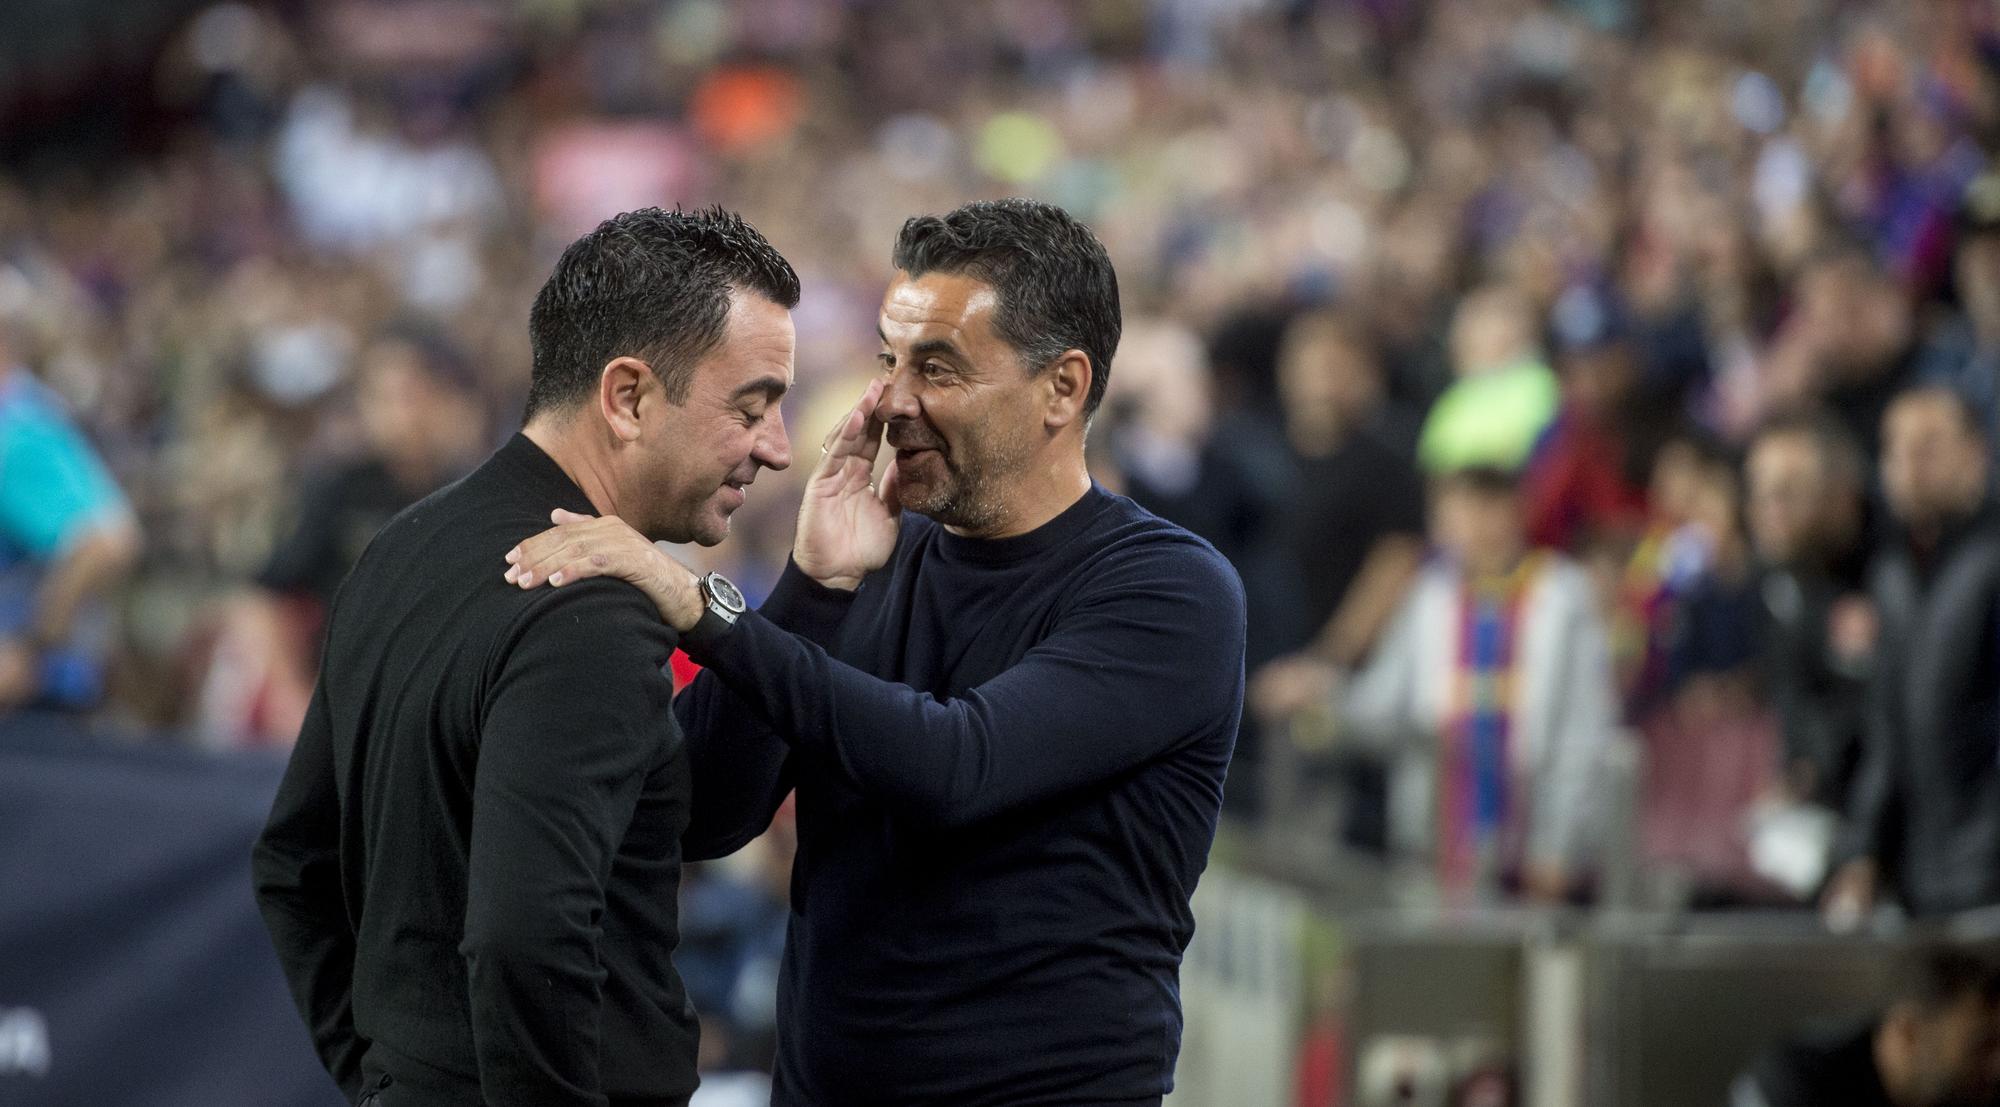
[1527,576,1616,871]
[1338,581,1424,747]
[1832,667,1901,872]
[683,542,1245,828]
[251,677,367,1101]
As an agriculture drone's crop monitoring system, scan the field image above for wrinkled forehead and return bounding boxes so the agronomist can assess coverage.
[877,271,1004,350]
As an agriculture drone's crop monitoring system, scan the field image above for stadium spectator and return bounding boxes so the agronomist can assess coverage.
[0,342,140,714]
[197,327,486,745]
[1765,247,1919,464]
[1613,431,1724,717]
[1747,411,1873,813]
[1249,311,1426,726]
[1337,466,1615,902]
[1826,386,2000,923]
[1416,285,1560,476]
[1915,171,2000,457]
[1521,284,1651,553]
[1109,316,1281,580]
[1636,440,1783,902]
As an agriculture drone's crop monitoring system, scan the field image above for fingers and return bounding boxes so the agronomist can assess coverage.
[505,509,606,565]
[504,535,584,587]
[820,377,887,466]
[501,512,635,589]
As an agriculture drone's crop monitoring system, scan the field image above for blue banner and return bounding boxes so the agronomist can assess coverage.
[0,715,342,1107]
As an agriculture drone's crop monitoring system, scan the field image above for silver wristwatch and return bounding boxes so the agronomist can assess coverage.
[696,571,748,628]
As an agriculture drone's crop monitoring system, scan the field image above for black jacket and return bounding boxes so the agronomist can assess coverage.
[1759,562,1869,809]
[1839,502,2000,916]
[252,434,699,1107]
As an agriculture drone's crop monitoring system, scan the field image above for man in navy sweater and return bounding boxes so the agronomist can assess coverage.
[509,198,1247,1105]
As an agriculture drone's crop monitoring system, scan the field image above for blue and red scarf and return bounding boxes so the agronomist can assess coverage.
[1440,553,1545,895]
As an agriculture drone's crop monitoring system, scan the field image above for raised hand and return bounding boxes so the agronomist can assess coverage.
[793,377,901,591]
[504,509,704,631]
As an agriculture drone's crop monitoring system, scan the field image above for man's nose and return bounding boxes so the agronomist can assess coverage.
[880,365,923,421]
[756,407,792,471]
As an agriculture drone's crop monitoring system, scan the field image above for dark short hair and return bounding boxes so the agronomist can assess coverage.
[1431,464,1522,499]
[891,198,1121,420]
[1889,381,1988,441]
[525,206,799,420]
[1750,406,1866,493]
[1897,942,2000,1015]
[1279,309,1383,378]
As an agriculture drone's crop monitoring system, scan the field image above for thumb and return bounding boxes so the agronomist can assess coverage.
[551,507,596,524]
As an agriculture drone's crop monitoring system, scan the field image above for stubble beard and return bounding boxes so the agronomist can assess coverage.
[900,423,1034,536]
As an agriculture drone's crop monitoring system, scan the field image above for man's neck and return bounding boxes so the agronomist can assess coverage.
[522,419,619,518]
[944,458,1093,541]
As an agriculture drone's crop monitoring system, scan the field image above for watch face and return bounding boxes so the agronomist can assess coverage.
[707,573,747,613]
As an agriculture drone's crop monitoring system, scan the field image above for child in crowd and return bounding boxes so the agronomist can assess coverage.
[1338,466,1617,903]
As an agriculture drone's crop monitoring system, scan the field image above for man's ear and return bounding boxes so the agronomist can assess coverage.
[599,357,653,443]
[1044,349,1092,431]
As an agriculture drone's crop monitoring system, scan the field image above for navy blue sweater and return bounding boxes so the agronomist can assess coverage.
[677,485,1245,1106]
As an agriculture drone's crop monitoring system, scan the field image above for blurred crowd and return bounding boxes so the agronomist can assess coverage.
[15,0,2000,1080]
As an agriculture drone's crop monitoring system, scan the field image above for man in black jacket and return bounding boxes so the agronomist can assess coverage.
[1746,409,1871,811]
[1825,384,2000,922]
[251,207,799,1107]
[509,199,1246,1106]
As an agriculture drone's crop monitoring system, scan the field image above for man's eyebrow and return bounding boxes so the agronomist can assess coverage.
[879,326,967,362]
[729,374,790,403]
[906,337,965,362]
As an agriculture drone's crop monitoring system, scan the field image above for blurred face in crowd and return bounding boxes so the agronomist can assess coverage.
[1557,342,1635,422]
[1114,319,1211,446]
[1882,390,1987,532]
[1889,992,2000,1107]
[876,270,1081,535]
[1798,256,1913,382]
[1431,479,1526,578]
[1448,286,1537,378]
[1278,315,1383,450]
[623,290,796,545]
[356,339,483,482]
[1747,431,1835,566]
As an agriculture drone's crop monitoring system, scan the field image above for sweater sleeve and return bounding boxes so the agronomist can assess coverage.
[251,678,367,1101]
[684,541,1245,828]
[460,582,678,1106]
[679,560,857,860]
